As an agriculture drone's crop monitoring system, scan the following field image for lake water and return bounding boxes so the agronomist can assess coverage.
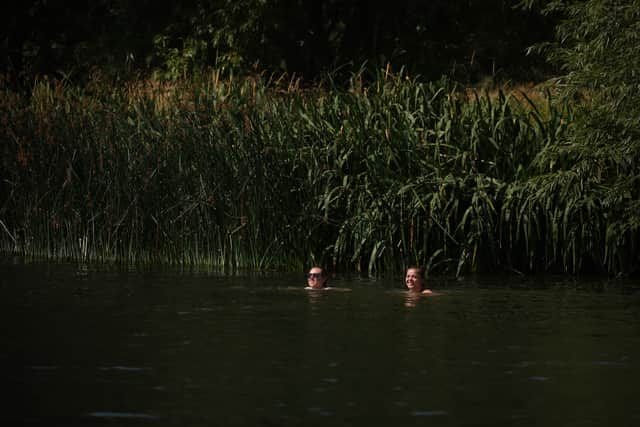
[2,258,640,426]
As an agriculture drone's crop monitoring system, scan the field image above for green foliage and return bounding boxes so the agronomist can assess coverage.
[2,1,639,276]
[151,0,270,79]
[1,69,581,275]
[512,0,640,273]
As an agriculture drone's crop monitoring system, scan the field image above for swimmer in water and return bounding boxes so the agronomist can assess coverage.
[305,266,329,289]
[405,266,432,294]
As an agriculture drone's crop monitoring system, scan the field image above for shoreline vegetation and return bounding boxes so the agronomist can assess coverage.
[0,67,637,276]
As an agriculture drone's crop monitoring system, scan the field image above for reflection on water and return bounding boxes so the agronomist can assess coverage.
[305,287,352,307]
[403,291,423,308]
[411,410,448,417]
[1,259,640,426]
[88,412,160,420]
[305,287,331,307]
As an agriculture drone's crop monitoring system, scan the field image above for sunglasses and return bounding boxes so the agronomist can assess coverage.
[305,273,322,279]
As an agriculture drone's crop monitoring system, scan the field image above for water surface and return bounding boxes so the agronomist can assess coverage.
[1,259,639,426]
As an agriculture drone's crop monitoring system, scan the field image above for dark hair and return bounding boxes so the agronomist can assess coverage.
[406,266,425,278]
[309,265,327,277]
[308,265,329,287]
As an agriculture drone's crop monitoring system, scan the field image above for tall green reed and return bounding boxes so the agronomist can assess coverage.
[3,68,634,275]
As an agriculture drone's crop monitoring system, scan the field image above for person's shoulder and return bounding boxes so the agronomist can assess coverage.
[421,289,433,295]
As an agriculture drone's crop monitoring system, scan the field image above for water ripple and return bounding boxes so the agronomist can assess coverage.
[88,412,160,420]
[98,366,151,372]
[411,410,448,417]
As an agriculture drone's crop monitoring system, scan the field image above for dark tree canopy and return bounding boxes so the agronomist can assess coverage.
[1,0,556,83]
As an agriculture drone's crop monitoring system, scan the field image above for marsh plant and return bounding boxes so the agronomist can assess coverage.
[0,58,637,275]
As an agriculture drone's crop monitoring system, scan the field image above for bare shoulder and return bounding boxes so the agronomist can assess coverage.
[305,286,352,292]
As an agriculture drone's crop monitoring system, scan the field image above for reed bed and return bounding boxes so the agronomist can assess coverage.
[1,69,637,275]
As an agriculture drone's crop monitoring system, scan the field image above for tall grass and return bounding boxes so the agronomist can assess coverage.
[1,68,636,275]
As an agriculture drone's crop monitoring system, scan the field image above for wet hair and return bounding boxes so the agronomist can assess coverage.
[309,266,327,277]
[308,265,329,286]
[406,266,425,279]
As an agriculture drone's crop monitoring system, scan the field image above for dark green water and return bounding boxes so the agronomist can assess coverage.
[2,259,640,426]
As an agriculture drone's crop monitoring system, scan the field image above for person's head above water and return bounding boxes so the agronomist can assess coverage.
[306,266,328,289]
[405,266,431,294]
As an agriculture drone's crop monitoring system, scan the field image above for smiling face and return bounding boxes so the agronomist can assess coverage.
[405,268,424,293]
[306,267,327,289]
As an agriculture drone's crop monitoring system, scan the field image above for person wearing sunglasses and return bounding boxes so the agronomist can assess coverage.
[405,266,432,294]
[305,266,329,289]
